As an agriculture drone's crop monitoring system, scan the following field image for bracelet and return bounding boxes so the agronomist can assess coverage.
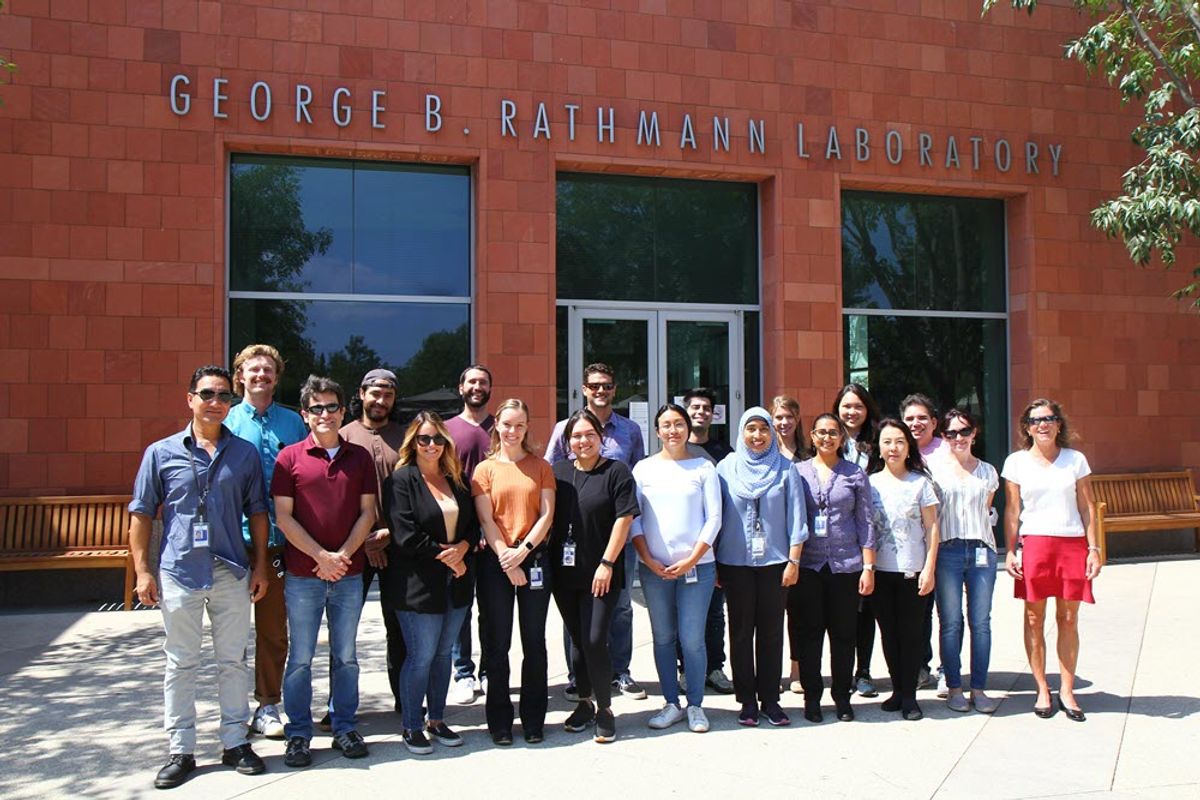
[787,558,801,566]
[600,558,615,568]
[1087,545,1101,553]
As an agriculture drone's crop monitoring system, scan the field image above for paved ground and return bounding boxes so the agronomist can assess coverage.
[1,556,1197,800]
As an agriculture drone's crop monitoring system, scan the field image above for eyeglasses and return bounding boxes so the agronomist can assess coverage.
[192,389,235,404]
[584,382,615,392]
[305,402,343,416]
[415,434,448,447]
[943,427,975,440]
[658,421,689,432]
[811,429,841,439]
[1028,415,1061,426]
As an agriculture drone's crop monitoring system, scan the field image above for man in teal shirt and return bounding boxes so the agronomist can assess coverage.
[226,344,308,739]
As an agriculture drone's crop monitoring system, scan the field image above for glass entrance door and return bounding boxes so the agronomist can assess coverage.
[566,307,744,455]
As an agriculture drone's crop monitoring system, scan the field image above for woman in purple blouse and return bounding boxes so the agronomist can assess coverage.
[792,412,877,724]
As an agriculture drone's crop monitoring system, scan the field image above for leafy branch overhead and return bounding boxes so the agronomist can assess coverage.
[984,0,1200,306]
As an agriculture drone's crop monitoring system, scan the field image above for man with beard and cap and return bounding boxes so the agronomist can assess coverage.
[226,344,308,741]
[444,364,495,704]
[339,368,407,717]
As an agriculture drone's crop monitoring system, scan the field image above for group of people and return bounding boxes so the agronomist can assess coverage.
[130,348,1103,790]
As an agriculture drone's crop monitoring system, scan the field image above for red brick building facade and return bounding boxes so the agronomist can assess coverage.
[0,0,1195,498]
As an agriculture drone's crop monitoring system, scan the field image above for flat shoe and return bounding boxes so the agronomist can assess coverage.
[1058,696,1086,722]
[491,731,513,746]
[803,705,823,724]
[1033,704,1055,719]
[835,704,854,722]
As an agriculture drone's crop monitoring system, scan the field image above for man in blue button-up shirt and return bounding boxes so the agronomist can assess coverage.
[225,344,308,739]
[129,365,270,789]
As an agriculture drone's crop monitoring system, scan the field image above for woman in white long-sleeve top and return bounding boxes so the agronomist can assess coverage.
[715,407,808,727]
[631,403,722,734]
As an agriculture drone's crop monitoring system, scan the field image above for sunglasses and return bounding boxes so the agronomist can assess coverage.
[585,382,615,392]
[192,389,235,404]
[415,434,448,447]
[1028,414,1061,426]
[943,427,975,440]
[305,402,343,416]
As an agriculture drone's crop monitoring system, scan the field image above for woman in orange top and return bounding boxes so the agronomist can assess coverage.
[472,398,557,746]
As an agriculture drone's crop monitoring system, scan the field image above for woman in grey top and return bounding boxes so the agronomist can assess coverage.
[930,408,1000,714]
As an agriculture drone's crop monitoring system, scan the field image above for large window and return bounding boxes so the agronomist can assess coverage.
[228,155,470,417]
[842,191,1009,476]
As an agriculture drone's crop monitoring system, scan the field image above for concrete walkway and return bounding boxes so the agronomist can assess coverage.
[1,557,1197,799]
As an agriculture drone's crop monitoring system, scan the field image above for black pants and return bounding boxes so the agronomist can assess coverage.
[922,591,935,671]
[675,584,727,672]
[477,550,551,735]
[873,570,926,705]
[553,584,618,709]
[720,563,787,706]
[855,595,875,677]
[795,566,860,704]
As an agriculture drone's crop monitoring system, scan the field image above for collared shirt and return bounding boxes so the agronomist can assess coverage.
[545,411,645,469]
[340,419,405,526]
[129,425,268,591]
[715,460,809,567]
[225,399,308,549]
[795,458,876,573]
[271,434,376,578]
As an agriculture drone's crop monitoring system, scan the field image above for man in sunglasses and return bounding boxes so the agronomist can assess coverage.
[546,362,648,701]
[272,375,377,766]
[339,368,407,717]
[129,365,271,789]
[225,343,308,741]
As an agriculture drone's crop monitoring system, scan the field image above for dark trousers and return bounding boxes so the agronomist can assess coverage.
[795,566,860,704]
[873,570,927,706]
[855,595,876,677]
[720,563,787,706]
[675,584,727,673]
[922,591,935,671]
[553,584,618,709]
[477,550,551,735]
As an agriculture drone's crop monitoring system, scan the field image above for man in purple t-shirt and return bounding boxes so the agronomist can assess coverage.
[444,364,495,705]
[272,375,376,767]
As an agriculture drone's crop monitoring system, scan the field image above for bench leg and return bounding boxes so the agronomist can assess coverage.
[123,554,134,611]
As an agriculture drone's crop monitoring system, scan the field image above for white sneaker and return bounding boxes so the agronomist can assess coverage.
[936,669,949,699]
[448,676,477,705]
[250,704,285,739]
[647,703,685,730]
[687,706,709,733]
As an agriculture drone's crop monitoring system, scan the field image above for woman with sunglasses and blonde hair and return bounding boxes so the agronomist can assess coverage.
[1002,399,1100,722]
[930,408,1000,714]
[472,399,557,745]
[384,411,477,754]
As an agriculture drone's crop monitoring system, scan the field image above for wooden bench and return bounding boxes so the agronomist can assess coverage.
[1092,471,1200,563]
[0,495,135,610]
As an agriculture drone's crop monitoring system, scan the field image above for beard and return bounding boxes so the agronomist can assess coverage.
[463,389,491,409]
[364,402,392,421]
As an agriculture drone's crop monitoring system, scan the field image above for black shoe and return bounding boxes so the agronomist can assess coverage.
[594,707,616,743]
[612,674,647,699]
[426,721,463,747]
[803,703,823,724]
[737,703,759,727]
[762,703,790,726]
[1058,696,1086,722]
[836,702,855,722]
[318,712,332,732]
[332,730,369,759]
[1034,694,1056,718]
[564,680,580,702]
[154,754,195,789]
[284,737,312,768]
[564,700,596,732]
[402,728,433,755]
[523,728,544,744]
[491,730,513,746]
[221,743,265,775]
[902,702,924,721]
[881,694,902,713]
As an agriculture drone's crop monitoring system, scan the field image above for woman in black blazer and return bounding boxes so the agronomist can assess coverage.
[383,410,479,755]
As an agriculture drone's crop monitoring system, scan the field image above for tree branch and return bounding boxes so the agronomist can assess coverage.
[1122,0,1197,107]
[1181,1,1200,44]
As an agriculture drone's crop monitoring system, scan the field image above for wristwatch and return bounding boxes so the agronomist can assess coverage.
[862,563,876,572]
[787,558,801,566]
[524,539,536,551]
[600,558,616,568]
[1087,545,1101,553]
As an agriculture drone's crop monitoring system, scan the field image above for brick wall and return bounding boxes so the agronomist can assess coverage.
[0,0,1195,495]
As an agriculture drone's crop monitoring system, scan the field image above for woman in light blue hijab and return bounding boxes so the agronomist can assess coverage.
[715,407,809,727]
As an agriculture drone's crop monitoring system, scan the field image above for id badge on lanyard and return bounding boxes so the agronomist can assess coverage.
[529,556,545,590]
[750,518,766,558]
[562,523,576,567]
[684,566,698,584]
[975,546,990,568]
[192,518,210,549]
[813,511,829,538]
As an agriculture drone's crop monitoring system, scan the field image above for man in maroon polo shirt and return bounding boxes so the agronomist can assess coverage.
[271,375,376,767]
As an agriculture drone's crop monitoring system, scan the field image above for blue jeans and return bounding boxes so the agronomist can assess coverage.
[639,560,716,708]
[396,600,470,732]
[935,540,996,691]
[283,574,364,739]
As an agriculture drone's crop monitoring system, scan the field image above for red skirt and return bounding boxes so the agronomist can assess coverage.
[1014,535,1095,604]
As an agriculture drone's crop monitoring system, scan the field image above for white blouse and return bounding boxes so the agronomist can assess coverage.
[1001,448,1091,538]
[630,456,722,565]
[930,459,1000,549]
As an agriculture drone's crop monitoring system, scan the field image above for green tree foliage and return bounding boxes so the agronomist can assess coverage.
[1,2,17,105]
[985,0,1200,307]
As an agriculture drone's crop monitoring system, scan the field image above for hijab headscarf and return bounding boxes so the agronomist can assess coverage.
[726,406,788,501]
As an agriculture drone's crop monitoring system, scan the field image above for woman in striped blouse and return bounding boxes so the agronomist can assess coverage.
[929,408,1000,714]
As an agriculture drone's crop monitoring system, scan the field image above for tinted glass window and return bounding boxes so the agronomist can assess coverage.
[557,173,758,304]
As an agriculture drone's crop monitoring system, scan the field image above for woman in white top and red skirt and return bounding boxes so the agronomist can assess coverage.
[1001,399,1101,722]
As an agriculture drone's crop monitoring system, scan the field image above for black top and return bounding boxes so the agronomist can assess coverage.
[381,463,479,613]
[697,437,733,462]
[550,459,640,591]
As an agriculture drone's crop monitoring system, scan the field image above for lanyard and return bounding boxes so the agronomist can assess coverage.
[751,496,763,532]
[187,428,225,520]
